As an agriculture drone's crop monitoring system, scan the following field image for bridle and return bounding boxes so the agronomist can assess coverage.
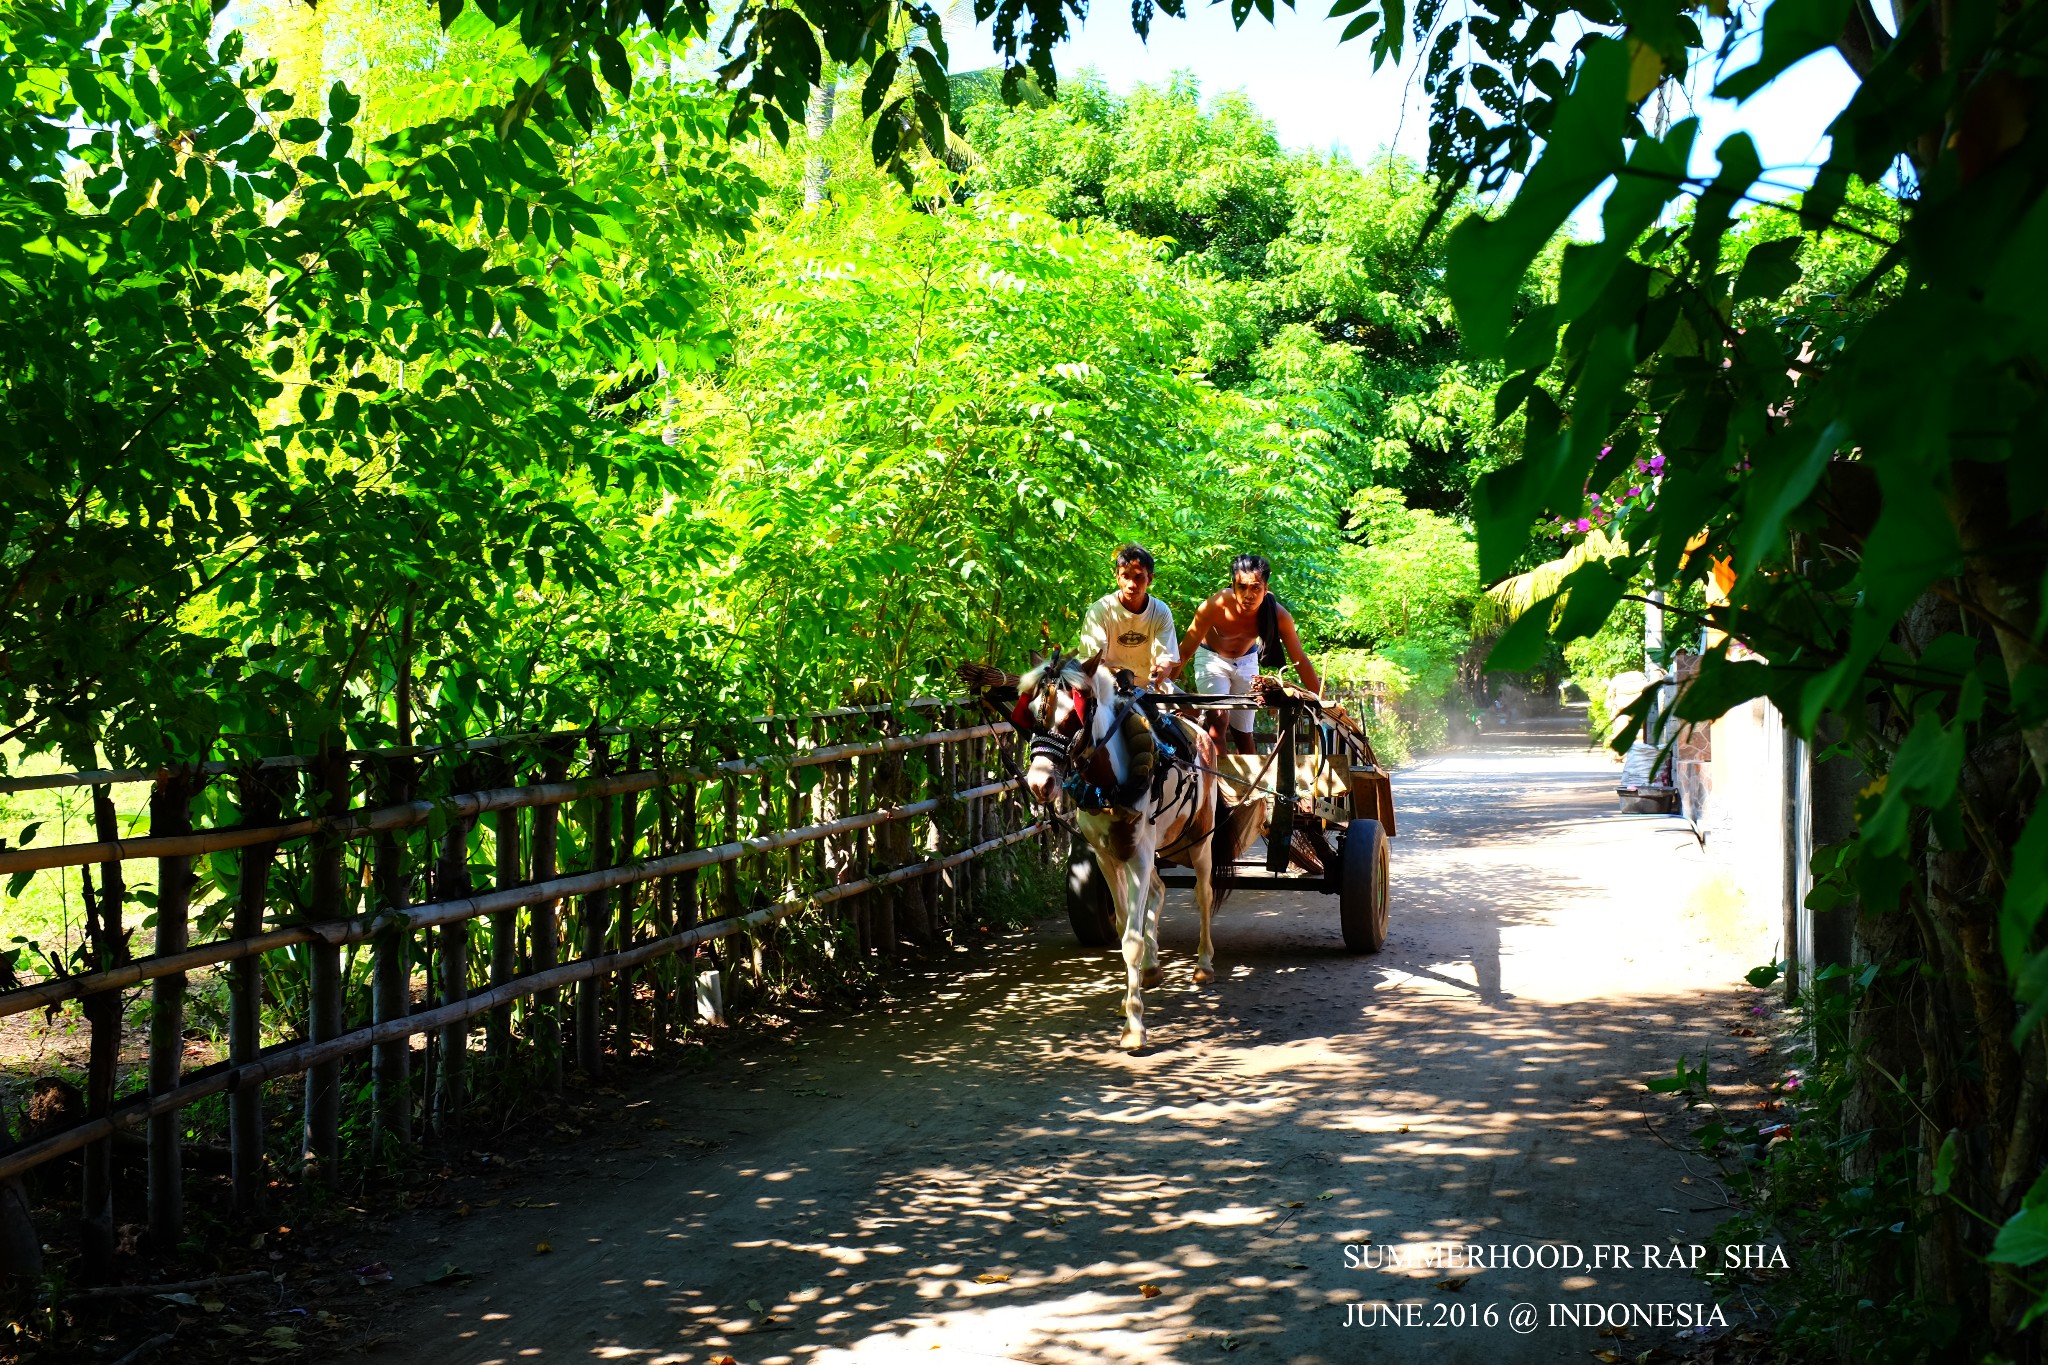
[1010,653,1097,812]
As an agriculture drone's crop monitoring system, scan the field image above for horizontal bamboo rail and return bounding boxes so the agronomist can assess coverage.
[0,721,1011,877]
[0,822,1045,1183]
[0,698,959,795]
[0,687,1047,1266]
[0,777,1020,1018]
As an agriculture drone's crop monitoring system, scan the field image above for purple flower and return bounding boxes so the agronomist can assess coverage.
[1629,485,1642,497]
[1648,454,1666,471]
[1589,492,1601,504]
[1576,518,1591,533]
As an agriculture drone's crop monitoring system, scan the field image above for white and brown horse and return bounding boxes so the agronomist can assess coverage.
[1012,651,1221,1052]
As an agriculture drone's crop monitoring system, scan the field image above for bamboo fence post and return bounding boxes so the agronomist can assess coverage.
[853,723,875,958]
[432,783,474,1136]
[784,720,804,892]
[577,740,613,1076]
[370,755,413,1160]
[876,712,908,950]
[80,784,128,1272]
[301,747,349,1185]
[230,774,281,1213]
[146,770,195,1243]
[487,755,522,1064]
[372,611,415,1158]
[677,736,703,1020]
[612,739,641,1061]
[530,749,567,1092]
[652,734,675,1052]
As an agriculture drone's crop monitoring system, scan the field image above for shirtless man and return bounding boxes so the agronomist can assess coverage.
[1169,553,1321,753]
[1078,543,1179,687]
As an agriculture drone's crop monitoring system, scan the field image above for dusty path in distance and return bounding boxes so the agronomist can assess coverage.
[344,719,1778,1365]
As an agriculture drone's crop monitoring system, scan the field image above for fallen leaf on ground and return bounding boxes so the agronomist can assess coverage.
[1399,1125,1410,1133]
[423,1263,468,1285]
[218,1324,251,1337]
[1599,1326,1634,1339]
[1591,1351,1625,1364]
[1281,1261,1307,1270]
[1436,1277,1469,1292]
[352,1263,392,1286]
[199,1297,225,1313]
[747,1299,764,1312]
[709,1357,737,1365]
[1284,1201,1305,1209]
[1139,1284,1161,1299]
[1220,1334,1240,1352]
[1316,1193,1335,1201]
[457,1203,471,1216]
[974,1273,1010,1284]
[535,1242,552,1254]
[155,1292,199,1307]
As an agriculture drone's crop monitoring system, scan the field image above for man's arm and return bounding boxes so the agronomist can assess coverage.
[1277,606,1321,696]
[1148,601,1179,685]
[1167,595,1221,677]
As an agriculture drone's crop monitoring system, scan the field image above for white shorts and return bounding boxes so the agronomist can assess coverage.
[1193,646,1260,732]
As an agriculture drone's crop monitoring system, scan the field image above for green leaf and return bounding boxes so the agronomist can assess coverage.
[594,36,633,97]
[1735,419,1845,575]
[1716,0,1855,102]
[279,118,323,144]
[863,52,901,121]
[2002,801,2048,974]
[1988,1205,2048,1267]
[327,81,361,125]
[1445,38,1630,357]
[909,47,949,112]
[1733,235,1805,303]
[1932,1129,1959,1196]
[1745,962,1783,989]
[1485,591,1559,672]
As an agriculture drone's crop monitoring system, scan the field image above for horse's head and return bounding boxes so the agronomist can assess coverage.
[1013,650,1114,805]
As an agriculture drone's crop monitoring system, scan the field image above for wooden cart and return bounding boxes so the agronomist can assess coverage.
[1066,688,1397,953]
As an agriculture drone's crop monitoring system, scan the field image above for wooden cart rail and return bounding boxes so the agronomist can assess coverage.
[0,697,1041,1272]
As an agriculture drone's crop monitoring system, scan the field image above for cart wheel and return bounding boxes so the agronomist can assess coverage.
[1067,835,1117,948]
[1338,817,1390,953]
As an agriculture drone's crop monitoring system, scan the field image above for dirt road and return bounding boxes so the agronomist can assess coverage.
[352,719,1779,1365]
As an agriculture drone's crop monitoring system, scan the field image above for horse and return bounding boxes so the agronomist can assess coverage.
[1009,650,1222,1052]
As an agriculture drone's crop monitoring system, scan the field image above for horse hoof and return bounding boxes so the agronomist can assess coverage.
[1193,964,1215,985]
[1141,966,1164,989]
[1120,1027,1147,1053]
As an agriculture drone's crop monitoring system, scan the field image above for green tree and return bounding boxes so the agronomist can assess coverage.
[1355,0,2048,1349]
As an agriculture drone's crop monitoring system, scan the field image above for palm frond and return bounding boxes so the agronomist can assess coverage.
[1472,530,1628,633]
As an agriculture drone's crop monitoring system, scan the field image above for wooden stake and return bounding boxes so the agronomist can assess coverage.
[612,740,640,1061]
[146,771,194,1243]
[576,741,612,1076]
[433,800,473,1136]
[530,749,567,1092]
[301,748,349,1184]
[487,764,522,1063]
[81,784,127,1273]
[230,775,281,1213]
[369,757,413,1161]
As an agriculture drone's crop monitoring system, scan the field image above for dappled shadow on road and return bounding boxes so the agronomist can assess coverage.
[390,719,1757,1365]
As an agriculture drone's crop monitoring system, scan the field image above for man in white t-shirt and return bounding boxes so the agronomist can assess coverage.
[1079,543,1179,687]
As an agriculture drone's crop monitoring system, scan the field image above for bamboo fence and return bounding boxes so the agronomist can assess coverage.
[0,697,1041,1260]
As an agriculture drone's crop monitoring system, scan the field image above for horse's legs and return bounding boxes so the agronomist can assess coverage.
[1191,831,1218,985]
[1118,854,1153,1051]
[1139,869,1165,988]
